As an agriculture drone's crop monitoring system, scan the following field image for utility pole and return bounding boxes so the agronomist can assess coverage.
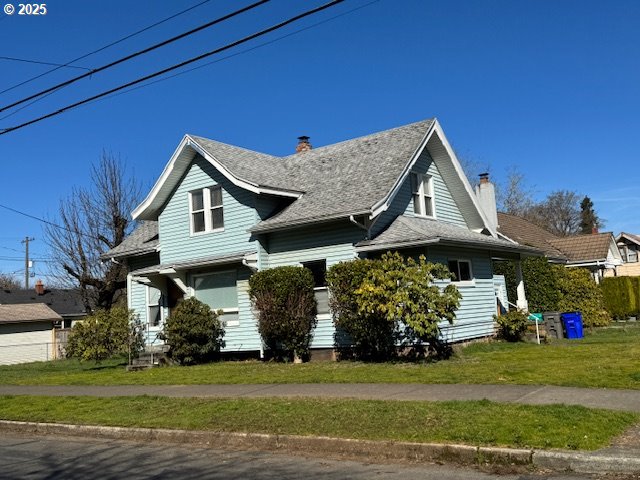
[21,237,35,289]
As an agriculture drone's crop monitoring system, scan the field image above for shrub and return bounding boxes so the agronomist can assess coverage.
[494,310,529,342]
[327,253,461,361]
[600,276,639,319]
[493,257,561,312]
[327,259,396,361]
[556,268,610,327]
[356,252,461,342]
[66,306,143,363]
[160,297,225,365]
[249,266,317,362]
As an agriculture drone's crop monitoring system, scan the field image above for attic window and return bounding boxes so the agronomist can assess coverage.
[190,186,224,234]
[410,172,434,218]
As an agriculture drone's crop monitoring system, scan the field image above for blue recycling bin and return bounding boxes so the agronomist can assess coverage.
[561,312,584,339]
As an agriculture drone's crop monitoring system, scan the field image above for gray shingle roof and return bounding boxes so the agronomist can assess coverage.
[0,303,62,324]
[103,221,159,259]
[250,119,434,232]
[357,215,540,254]
[188,136,298,192]
[0,288,86,318]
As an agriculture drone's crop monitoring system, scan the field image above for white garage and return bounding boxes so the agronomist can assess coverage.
[0,304,62,365]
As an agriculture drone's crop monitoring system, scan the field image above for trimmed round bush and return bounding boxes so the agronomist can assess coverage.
[249,266,317,362]
[160,297,225,365]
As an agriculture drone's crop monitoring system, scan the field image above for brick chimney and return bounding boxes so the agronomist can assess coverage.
[296,136,312,153]
[475,173,498,232]
[34,279,45,295]
[592,227,599,234]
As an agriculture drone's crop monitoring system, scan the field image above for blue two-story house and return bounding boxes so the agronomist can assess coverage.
[105,118,536,356]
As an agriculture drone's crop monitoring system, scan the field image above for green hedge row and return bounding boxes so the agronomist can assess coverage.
[600,276,640,320]
[493,259,610,327]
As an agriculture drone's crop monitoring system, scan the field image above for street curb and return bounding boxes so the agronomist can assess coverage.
[1,420,638,473]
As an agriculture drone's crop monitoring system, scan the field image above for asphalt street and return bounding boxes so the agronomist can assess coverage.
[1,432,636,480]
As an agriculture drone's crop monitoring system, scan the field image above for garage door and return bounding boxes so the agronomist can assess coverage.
[0,322,53,365]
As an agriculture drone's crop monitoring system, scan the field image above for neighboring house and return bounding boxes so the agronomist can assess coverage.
[0,303,63,365]
[0,280,87,328]
[497,212,623,282]
[616,233,640,276]
[104,118,538,356]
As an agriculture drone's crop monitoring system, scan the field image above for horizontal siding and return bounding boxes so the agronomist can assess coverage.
[267,221,364,268]
[158,155,258,264]
[0,323,53,365]
[429,160,467,227]
[409,149,466,227]
[266,222,365,349]
[427,247,497,342]
[221,267,262,352]
[373,149,467,237]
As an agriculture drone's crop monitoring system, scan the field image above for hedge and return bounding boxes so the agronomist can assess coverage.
[600,276,640,320]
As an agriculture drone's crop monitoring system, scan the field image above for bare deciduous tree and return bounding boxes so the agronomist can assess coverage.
[46,151,141,312]
[497,167,536,216]
[0,273,21,290]
[525,190,582,237]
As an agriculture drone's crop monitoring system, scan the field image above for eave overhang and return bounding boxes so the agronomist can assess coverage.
[133,135,303,221]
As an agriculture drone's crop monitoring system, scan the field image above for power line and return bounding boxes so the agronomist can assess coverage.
[0,0,346,136]
[99,0,378,104]
[0,0,212,97]
[0,202,104,242]
[0,0,270,114]
[0,56,92,71]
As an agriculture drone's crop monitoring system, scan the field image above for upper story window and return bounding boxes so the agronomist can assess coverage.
[190,185,224,234]
[410,172,434,217]
[448,259,473,282]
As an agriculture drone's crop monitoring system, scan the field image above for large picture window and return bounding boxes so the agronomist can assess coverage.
[410,172,434,217]
[193,271,239,326]
[190,185,224,234]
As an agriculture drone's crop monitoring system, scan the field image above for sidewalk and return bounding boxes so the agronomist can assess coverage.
[1,383,639,474]
[1,383,640,412]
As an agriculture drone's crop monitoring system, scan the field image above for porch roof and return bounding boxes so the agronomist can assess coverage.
[356,216,541,257]
[130,250,256,276]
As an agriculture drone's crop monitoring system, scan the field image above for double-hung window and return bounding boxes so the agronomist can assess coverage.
[448,259,473,282]
[410,172,434,217]
[190,185,224,234]
[146,286,164,327]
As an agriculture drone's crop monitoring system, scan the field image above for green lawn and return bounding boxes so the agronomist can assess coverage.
[0,395,636,450]
[1,323,639,389]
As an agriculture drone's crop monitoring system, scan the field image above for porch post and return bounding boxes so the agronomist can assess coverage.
[515,259,529,312]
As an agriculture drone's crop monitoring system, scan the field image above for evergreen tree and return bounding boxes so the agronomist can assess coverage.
[580,196,600,234]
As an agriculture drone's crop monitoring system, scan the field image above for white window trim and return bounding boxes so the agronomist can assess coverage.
[447,258,475,286]
[145,285,165,327]
[189,185,225,236]
[191,270,239,327]
[411,172,436,219]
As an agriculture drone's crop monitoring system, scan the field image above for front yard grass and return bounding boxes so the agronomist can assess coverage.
[1,323,639,389]
[0,395,636,451]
